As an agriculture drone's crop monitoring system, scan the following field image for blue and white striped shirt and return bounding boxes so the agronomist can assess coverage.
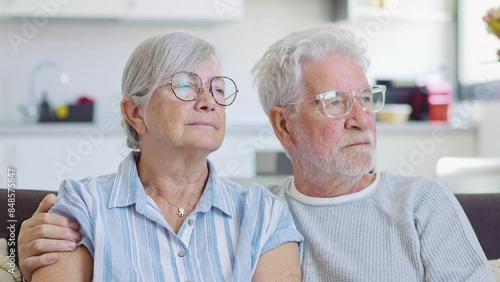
[51,152,303,282]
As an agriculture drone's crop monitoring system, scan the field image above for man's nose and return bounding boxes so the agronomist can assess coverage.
[345,97,371,129]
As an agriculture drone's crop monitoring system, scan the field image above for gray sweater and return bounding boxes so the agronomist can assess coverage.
[267,172,495,282]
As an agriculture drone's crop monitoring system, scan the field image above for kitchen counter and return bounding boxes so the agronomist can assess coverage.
[0,121,478,136]
[0,122,125,136]
[0,120,479,188]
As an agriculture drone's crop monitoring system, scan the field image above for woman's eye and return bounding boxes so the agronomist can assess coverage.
[212,87,225,95]
[175,84,190,89]
[174,83,197,91]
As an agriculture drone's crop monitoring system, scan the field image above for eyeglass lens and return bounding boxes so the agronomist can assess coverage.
[170,72,237,106]
[323,87,385,117]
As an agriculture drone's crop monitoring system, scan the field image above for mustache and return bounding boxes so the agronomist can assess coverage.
[337,131,375,148]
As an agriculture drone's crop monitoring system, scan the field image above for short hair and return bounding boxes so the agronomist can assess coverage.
[252,24,370,116]
[121,32,216,149]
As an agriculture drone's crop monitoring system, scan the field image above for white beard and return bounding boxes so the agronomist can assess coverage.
[293,121,375,185]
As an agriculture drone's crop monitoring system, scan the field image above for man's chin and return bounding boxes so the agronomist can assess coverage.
[340,166,373,177]
[337,154,374,176]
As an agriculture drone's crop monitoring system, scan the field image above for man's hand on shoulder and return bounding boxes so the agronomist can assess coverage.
[18,194,81,282]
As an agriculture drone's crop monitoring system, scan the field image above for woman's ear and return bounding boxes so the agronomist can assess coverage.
[121,97,147,135]
[269,106,294,148]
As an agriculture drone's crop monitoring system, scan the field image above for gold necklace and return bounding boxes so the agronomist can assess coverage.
[144,184,204,218]
[164,199,187,217]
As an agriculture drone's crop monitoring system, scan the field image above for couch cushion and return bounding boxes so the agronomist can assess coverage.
[455,193,500,260]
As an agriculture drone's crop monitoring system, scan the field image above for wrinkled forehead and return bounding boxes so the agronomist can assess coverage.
[184,55,222,81]
[301,55,369,96]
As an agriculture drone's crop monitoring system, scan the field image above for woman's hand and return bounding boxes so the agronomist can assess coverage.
[18,194,81,282]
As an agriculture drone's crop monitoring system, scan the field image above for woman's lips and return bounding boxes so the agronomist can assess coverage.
[188,121,217,129]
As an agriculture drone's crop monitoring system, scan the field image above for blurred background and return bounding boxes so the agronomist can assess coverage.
[0,0,499,193]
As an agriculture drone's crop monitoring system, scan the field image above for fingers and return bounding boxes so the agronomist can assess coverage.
[18,196,82,281]
[21,253,59,282]
[33,194,57,215]
[24,220,81,241]
[24,238,77,256]
[18,213,81,265]
[24,212,79,231]
[18,217,80,282]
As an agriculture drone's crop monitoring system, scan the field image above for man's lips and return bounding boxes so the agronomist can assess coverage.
[343,141,371,148]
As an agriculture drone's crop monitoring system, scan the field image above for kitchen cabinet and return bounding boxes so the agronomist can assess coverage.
[236,122,478,179]
[0,0,243,21]
[125,0,243,21]
[332,0,453,22]
[375,123,477,176]
[0,122,477,190]
[0,122,260,190]
[0,0,126,19]
[219,122,478,180]
[0,124,130,190]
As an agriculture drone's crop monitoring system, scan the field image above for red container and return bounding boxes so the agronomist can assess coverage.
[427,82,452,122]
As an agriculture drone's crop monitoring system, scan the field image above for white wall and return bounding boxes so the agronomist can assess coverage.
[458,0,500,85]
[477,100,500,157]
[2,0,477,188]
[0,0,453,127]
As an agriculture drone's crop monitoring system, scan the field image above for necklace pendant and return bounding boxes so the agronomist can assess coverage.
[176,208,185,217]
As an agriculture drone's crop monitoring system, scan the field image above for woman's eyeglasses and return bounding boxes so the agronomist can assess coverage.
[167,71,238,106]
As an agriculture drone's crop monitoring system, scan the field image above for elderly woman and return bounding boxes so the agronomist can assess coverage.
[26,32,302,282]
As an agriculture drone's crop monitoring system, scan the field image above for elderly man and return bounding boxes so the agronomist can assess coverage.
[251,25,494,281]
[18,25,494,281]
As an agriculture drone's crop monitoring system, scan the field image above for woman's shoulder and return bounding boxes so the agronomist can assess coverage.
[58,173,117,200]
[219,178,282,199]
[215,178,289,213]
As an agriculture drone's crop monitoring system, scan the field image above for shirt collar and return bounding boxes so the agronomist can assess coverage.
[108,151,232,217]
[196,159,233,217]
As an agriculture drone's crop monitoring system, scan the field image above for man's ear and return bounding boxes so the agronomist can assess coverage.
[121,97,147,135]
[269,106,294,148]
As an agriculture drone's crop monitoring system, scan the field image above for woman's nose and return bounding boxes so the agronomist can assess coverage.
[195,82,216,110]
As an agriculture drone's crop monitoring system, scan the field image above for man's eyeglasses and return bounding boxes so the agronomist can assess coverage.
[166,71,238,106]
[288,85,386,118]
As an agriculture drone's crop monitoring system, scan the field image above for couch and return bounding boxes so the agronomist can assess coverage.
[1,190,500,270]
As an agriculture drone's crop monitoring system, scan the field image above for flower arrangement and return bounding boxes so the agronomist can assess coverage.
[483,7,500,61]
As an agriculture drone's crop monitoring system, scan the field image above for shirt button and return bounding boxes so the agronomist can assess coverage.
[178,251,185,257]
[188,219,194,226]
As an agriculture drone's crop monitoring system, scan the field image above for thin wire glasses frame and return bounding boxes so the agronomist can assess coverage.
[166,71,239,106]
[288,85,386,118]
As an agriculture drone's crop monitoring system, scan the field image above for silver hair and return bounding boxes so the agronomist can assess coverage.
[121,31,216,149]
[252,24,370,116]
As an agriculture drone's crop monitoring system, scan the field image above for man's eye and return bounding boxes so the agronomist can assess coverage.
[327,99,344,107]
[361,96,372,103]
